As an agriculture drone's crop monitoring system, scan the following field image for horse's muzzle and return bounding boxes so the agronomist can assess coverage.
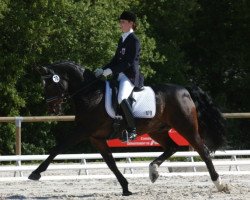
[47,99,63,115]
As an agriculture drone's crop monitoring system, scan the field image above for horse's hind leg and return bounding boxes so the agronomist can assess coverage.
[173,119,228,191]
[148,132,179,183]
[187,133,229,192]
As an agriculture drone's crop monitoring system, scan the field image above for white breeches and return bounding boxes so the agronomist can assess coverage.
[117,73,134,104]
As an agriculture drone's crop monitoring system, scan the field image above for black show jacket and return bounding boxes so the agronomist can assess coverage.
[104,32,144,88]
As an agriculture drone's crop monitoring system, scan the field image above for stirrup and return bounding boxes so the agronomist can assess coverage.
[120,129,137,142]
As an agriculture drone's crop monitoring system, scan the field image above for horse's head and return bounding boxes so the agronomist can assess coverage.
[38,61,102,115]
[39,66,69,115]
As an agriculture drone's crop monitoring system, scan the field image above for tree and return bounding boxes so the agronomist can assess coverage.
[139,0,200,84]
[139,0,250,149]
[0,0,160,154]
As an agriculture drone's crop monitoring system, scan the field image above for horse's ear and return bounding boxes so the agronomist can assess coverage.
[36,66,49,75]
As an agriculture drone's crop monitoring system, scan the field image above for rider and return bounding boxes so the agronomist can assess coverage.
[94,11,144,141]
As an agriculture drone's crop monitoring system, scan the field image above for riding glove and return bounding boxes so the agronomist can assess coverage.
[94,68,112,78]
[102,68,112,77]
[94,68,104,77]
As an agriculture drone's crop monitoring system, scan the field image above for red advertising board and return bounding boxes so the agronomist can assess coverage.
[168,128,189,146]
[107,128,189,147]
[107,133,160,147]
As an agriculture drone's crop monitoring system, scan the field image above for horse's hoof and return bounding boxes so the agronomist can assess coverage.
[122,190,132,196]
[28,172,41,180]
[149,163,159,183]
[219,184,230,193]
[213,177,230,193]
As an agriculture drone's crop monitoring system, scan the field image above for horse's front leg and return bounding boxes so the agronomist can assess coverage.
[28,144,61,180]
[90,137,132,196]
[29,126,88,180]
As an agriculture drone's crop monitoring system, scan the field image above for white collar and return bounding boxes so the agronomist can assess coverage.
[121,29,134,42]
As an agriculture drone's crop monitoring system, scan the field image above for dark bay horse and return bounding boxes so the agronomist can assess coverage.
[29,61,228,195]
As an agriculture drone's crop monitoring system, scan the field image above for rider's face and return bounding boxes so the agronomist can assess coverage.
[119,20,133,32]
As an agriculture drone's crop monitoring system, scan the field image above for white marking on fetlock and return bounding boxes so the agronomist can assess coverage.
[149,164,159,183]
[213,176,229,192]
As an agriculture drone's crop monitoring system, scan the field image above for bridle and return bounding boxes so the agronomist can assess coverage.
[42,71,100,104]
[42,73,68,104]
[40,64,102,115]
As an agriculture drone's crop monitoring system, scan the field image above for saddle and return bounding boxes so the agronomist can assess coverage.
[105,80,156,139]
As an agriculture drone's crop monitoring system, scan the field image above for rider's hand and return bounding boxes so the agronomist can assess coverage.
[94,68,104,77]
[102,68,112,77]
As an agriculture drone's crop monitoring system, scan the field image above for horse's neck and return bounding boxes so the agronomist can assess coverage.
[73,80,105,110]
[68,79,84,96]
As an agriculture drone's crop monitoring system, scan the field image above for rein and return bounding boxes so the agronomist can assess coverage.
[66,78,100,100]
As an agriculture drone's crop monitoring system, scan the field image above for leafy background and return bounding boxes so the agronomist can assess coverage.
[0,0,249,154]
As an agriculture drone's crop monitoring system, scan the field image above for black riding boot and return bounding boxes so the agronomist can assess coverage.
[120,99,137,142]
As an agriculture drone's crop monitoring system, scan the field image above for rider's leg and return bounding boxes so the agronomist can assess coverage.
[120,99,137,141]
[117,73,136,141]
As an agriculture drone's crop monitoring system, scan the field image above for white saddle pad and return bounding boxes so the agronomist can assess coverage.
[105,81,156,118]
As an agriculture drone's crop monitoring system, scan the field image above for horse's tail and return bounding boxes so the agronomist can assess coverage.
[186,85,227,151]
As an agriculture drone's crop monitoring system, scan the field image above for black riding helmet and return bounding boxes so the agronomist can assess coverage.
[119,11,136,22]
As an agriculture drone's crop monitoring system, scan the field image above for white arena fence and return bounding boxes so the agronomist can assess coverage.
[0,113,250,181]
[0,150,250,181]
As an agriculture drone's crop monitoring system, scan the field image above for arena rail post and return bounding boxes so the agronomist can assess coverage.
[14,117,23,156]
[0,116,75,156]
